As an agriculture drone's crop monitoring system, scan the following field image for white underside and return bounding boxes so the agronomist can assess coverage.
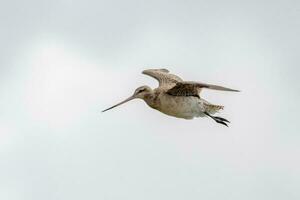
[156,95,221,119]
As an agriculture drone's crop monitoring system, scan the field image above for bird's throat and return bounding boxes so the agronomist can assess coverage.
[143,92,158,109]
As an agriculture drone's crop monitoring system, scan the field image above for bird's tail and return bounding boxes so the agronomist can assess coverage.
[203,102,224,115]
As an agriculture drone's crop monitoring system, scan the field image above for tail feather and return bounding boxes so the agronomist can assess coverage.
[203,102,224,115]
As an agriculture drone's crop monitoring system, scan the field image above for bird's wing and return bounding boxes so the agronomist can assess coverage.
[142,69,183,88]
[167,81,240,97]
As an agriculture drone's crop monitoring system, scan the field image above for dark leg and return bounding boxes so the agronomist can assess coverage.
[213,116,230,123]
[204,112,230,127]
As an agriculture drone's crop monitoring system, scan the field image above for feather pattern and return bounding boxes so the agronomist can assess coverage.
[142,69,183,88]
[103,68,239,126]
[167,81,239,97]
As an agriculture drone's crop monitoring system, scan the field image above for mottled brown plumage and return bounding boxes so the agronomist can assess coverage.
[167,81,239,97]
[142,69,183,88]
[103,68,239,126]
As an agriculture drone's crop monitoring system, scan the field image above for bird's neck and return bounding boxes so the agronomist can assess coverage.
[143,92,158,109]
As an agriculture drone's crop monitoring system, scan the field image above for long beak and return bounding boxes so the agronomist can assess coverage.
[102,96,135,112]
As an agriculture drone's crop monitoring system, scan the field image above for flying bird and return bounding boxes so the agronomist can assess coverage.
[102,69,239,126]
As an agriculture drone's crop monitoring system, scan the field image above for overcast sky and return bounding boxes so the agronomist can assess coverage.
[0,0,300,199]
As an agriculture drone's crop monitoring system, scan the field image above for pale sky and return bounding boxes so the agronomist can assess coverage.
[0,0,300,200]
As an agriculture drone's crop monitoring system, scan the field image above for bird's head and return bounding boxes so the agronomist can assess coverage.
[102,85,152,112]
[133,85,152,99]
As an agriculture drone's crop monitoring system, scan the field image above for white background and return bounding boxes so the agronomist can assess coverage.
[0,0,299,199]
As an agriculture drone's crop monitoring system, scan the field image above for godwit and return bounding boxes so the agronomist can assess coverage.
[102,69,239,126]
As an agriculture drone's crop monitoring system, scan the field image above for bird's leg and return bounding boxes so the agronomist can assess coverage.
[204,112,230,127]
[213,116,230,123]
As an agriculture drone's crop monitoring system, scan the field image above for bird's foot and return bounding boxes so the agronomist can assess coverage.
[204,112,230,127]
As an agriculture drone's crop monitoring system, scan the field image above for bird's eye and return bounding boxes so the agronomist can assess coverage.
[138,89,146,93]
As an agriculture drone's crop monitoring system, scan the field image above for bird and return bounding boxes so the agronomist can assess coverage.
[102,69,239,126]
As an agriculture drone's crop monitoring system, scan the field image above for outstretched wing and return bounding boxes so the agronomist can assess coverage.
[167,81,240,97]
[142,69,183,88]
